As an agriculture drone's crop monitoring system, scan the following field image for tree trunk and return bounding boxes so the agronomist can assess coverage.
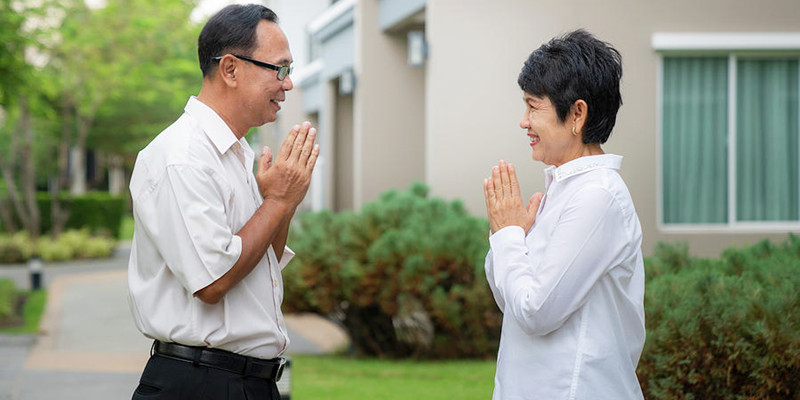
[69,145,86,195]
[18,95,40,240]
[69,113,90,195]
[0,102,23,232]
[50,97,74,237]
[0,152,23,232]
[108,154,124,195]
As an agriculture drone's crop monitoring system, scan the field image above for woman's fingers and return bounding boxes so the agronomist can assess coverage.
[508,163,522,200]
[492,165,503,198]
[499,160,513,197]
[527,192,544,215]
[484,177,495,205]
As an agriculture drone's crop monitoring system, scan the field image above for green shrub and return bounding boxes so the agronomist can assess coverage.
[0,232,35,263]
[37,236,76,262]
[638,237,800,399]
[1,191,126,237]
[284,182,498,359]
[0,229,116,263]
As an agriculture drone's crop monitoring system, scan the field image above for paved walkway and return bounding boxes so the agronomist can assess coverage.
[0,244,348,400]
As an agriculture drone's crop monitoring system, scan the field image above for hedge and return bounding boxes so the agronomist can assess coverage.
[638,237,800,399]
[0,229,116,263]
[0,191,126,237]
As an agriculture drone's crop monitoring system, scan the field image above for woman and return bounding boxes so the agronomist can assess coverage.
[483,30,645,399]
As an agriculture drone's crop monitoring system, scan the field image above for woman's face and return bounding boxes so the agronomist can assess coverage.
[520,93,582,167]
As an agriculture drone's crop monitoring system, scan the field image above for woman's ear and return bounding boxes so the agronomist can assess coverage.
[572,99,588,135]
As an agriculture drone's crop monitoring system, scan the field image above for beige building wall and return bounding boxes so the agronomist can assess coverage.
[354,0,426,207]
[333,83,355,210]
[425,0,800,256]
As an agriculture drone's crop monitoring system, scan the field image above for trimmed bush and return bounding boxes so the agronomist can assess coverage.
[1,191,126,237]
[284,182,499,359]
[0,232,35,263]
[0,229,116,263]
[639,237,800,399]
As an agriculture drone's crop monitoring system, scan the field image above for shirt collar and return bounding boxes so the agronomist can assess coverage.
[184,96,244,155]
[544,154,623,186]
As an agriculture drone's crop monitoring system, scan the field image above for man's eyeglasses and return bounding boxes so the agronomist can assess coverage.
[213,54,292,81]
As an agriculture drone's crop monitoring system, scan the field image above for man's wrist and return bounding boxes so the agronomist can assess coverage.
[261,196,294,215]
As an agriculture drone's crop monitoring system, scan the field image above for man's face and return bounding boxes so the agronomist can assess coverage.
[238,20,293,128]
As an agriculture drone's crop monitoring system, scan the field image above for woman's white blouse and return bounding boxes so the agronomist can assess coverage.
[485,154,645,400]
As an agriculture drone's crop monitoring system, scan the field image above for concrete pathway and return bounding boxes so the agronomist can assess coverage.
[0,244,348,400]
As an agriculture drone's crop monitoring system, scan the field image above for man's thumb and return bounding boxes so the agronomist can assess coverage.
[258,146,273,172]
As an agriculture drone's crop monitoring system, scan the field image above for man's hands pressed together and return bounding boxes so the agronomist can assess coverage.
[483,160,543,234]
[196,121,319,304]
[257,121,320,209]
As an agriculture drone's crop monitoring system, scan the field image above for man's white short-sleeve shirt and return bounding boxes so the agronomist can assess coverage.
[486,154,645,399]
[128,96,293,359]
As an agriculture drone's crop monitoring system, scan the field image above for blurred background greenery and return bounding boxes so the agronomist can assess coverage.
[2,0,799,398]
[0,0,201,246]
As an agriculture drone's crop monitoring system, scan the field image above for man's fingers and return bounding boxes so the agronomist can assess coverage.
[299,127,317,162]
[277,125,300,161]
[290,121,311,162]
[305,144,320,173]
[258,146,273,172]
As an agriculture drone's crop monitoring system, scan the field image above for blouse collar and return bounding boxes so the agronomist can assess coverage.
[544,154,623,187]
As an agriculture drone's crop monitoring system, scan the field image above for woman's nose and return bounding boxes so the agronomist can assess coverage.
[520,114,530,129]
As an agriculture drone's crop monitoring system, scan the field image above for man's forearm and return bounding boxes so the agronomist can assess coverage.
[271,206,296,262]
[195,198,292,303]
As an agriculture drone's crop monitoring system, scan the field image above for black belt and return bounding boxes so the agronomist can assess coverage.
[152,340,286,381]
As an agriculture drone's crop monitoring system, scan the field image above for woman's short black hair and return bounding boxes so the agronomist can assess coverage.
[518,29,622,144]
[197,4,278,77]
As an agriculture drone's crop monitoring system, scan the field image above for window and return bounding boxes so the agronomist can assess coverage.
[657,36,800,227]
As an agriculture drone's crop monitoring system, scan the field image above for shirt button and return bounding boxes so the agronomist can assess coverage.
[273,279,278,287]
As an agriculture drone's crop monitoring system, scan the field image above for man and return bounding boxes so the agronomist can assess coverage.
[127,4,318,399]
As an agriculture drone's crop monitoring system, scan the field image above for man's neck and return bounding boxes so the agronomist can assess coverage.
[196,89,247,139]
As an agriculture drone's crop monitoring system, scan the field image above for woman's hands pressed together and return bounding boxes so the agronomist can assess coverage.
[483,160,543,234]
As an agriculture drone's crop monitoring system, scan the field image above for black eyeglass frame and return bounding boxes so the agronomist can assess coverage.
[213,54,292,81]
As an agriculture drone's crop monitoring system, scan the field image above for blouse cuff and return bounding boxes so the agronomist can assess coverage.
[489,225,526,250]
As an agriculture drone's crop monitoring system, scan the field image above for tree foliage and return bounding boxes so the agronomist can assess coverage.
[1,0,201,235]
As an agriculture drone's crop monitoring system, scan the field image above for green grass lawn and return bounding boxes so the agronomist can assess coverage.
[288,355,496,399]
[119,214,135,240]
[0,289,46,334]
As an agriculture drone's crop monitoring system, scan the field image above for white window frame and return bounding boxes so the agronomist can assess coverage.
[654,33,800,233]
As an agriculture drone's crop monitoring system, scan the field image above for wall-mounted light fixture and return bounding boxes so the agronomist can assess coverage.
[407,30,427,67]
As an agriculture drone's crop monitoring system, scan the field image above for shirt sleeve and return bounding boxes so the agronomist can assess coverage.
[488,185,632,336]
[484,248,506,311]
[135,164,242,294]
[276,246,295,270]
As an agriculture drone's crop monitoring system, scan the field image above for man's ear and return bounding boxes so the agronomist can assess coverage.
[216,55,239,87]
[572,99,588,135]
